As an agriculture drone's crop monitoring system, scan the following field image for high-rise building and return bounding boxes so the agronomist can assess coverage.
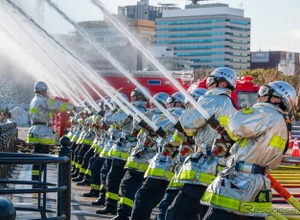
[155,3,251,72]
[251,51,300,75]
[118,0,179,21]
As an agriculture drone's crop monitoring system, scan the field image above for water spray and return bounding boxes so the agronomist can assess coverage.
[44,0,178,125]
[91,0,211,120]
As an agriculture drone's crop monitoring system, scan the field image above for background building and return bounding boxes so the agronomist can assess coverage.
[118,0,179,21]
[251,51,300,75]
[155,2,251,73]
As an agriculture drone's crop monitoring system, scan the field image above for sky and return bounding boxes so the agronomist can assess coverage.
[42,0,300,53]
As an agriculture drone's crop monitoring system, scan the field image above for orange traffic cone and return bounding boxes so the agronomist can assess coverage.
[291,138,299,157]
[288,133,293,148]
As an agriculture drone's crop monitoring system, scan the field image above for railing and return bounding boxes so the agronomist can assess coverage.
[0,123,72,220]
[0,122,18,179]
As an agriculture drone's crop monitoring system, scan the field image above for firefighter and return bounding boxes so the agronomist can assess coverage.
[71,115,89,178]
[156,87,206,220]
[131,91,186,220]
[92,104,120,206]
[27,81,83,184]
[81,113,105,197]
[72,115,96,184]
[166,67,238,220]
[112,92,170,220]
[96,89,148,215]
[82,102,114,197]
[201,81,296,220]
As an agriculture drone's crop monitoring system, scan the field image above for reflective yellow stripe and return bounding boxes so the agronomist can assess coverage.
[138,128,145,135]
[201,191,272,214]
[120,197,134,207]
[178,170,196,180]
[125,161,148,171]
[85,169,91,176]
[32,170,40,176]
[109,150,129,159]
[76,164,82,169]
[80,167,86,173]
[269,135,286,151]
[198,173,216,185]
[173,130,183,144]
[91,143,97,150]
[91,184,100,190]
[30,108,38,114]
[239,138,248,147]
[48,112,52,118]
[219,116,229,126]
[169,178,184,188]
[82,139,93,145]
[71,161,75,165]
[106,192,118,201]
[48,99,55,105]
[100,151,109,157]
[60,102,68,111]
[242,107,254,114]
[145,168,174,180]
[97,147,103,154]
[27,137,55,145]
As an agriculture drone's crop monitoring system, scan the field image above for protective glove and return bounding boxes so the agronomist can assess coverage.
[73,106,84,112]
[212,138,227,156]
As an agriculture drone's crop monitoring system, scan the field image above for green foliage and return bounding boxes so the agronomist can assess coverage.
[239,68,300,118]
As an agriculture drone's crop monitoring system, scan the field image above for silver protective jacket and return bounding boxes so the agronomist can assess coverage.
[125,108,161,172]
[201,103,287,217]
[27,93,74,145]
[144,107,184,181]
[176,88,236,185]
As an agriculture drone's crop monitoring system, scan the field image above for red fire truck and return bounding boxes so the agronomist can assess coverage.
[188,75,259,110]
[52,74,259,137]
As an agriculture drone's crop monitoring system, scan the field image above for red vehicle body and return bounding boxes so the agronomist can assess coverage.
[53,74,259,137]
[188,76,259,110]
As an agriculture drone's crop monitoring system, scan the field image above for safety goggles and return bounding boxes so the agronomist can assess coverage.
[206,76,216,88]
[258,85,281,98]
[167,96,176,104]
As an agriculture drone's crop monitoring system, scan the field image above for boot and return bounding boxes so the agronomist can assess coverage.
[72,174,84,182]
[71,169,79,177]
[83,189,99,198]
[96,206,117,215]
[91,189,106,205]
[76,179,90,186]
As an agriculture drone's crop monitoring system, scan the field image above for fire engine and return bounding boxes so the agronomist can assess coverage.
[188,75,259,110]
[52,73,259,137]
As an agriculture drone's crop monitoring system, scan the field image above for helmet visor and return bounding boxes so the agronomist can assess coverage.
[167,96,175,104]
[206,76,216,88]
[258,85,282,98]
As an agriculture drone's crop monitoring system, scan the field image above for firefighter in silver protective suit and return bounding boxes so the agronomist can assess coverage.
[27,81,83,184]
[131,91,186,220]
[112,92,170,220]
[156,87,207,220]
[166,67,238,220]
[201,81,297,220]
[97,89,148,215]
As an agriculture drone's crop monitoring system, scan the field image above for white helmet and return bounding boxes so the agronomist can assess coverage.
[206,67,237,90]
[34,81,48,93]
[112,93,129,108]
[190,88,207,100]
[258,81,297,112]
[167,92,185,106]
[151,92,170,108]
[130,87,150,101]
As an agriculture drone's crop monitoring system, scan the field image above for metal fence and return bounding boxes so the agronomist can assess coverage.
[0,122,72,220]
